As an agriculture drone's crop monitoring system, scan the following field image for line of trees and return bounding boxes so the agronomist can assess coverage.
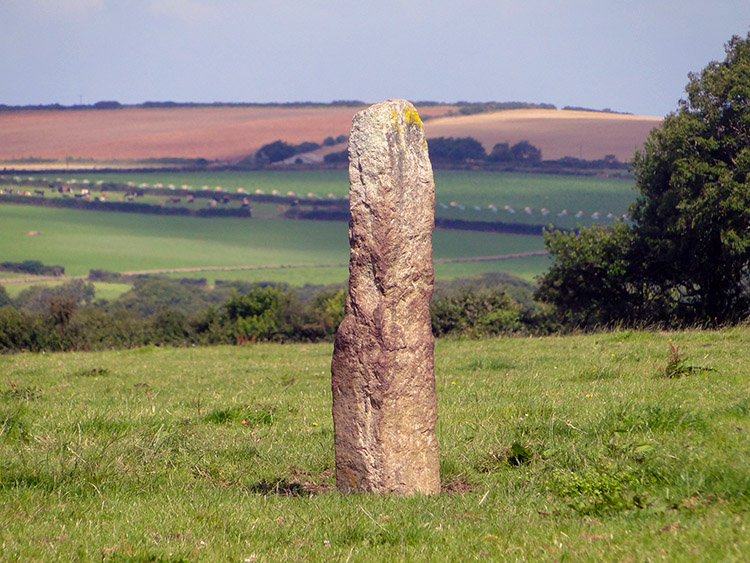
[237,135,349,166]
[0,273,553,353]
[0,260,65,277]
[323,137,626,172]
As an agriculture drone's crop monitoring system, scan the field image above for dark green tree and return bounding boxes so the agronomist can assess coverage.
[537,33,750,327]
[535,224,658,327]
[255,140,297,163]
[427,136,487,162]
[487,142,512,162]
[510,140,542,163]
[15,280,95,314]
[0,285,11,308]
[629,33,750,323]
[222,286,284,342]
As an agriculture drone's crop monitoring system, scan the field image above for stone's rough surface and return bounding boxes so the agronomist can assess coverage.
[331,99,440,495]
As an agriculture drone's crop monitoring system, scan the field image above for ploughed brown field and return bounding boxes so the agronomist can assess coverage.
[0,104,662,164]
[424,109,662,161]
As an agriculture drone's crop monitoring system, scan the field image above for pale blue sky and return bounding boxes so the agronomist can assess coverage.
[1,0,748,116]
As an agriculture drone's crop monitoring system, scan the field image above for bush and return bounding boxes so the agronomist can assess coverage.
[112,278,226,317]
[323,150,348,164]
[0,286,11,308]
[0,260,65,277]
[427,136,487,162]
[15,280,95,314]
[487,140,542,163]
[0,306,34,352]
[431,287,522,337]
[255,140,297,163]
[222,286,284,342]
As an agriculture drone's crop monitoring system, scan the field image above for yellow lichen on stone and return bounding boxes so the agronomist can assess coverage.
[403,105,422,127]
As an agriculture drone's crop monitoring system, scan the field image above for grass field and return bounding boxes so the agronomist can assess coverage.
[1,168,636,299]
[0,205,547,289]
[43,169,637,229]
[1,327,748,560]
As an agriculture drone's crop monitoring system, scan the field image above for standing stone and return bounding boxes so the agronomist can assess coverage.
[331,99,440,495]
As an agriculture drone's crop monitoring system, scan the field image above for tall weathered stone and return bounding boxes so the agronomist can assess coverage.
[331,99,440,495]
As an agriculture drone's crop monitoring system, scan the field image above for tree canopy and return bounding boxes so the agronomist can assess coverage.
[536,33,750,327]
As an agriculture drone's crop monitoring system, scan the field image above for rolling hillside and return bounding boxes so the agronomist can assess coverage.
[424,109,662,162]
[0,104,661,166]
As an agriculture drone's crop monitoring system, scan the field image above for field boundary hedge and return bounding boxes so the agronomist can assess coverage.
[0,193,251,218]
[282,206,560,235]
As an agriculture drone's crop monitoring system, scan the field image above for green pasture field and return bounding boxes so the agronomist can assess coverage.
[433,170,637,228]
[46,169,637,229]
[1,328,748,560]
[0,205,547,288]
[1,168,632,297]
[157,254,553,288]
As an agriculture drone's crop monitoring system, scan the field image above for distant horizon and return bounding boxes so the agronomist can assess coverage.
[0,99,651,117]
[2,1,748,119]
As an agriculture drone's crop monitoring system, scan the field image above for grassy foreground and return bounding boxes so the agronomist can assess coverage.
[1,328,749,561]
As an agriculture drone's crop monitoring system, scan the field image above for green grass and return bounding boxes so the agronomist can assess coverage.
[1,168,635,295]
[48,169,637,228]
[0,205,546,281]
[433,170,637,228]
[1,328,749,560]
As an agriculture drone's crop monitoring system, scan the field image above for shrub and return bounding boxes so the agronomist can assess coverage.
[0,286,11,308]
[427,136,487,162]
[255,140,297,163]
[430,287,521,337]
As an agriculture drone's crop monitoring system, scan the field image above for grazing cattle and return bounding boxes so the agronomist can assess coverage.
[34,190,45,196]
[186,194,195,203]
[208,200,217,208]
